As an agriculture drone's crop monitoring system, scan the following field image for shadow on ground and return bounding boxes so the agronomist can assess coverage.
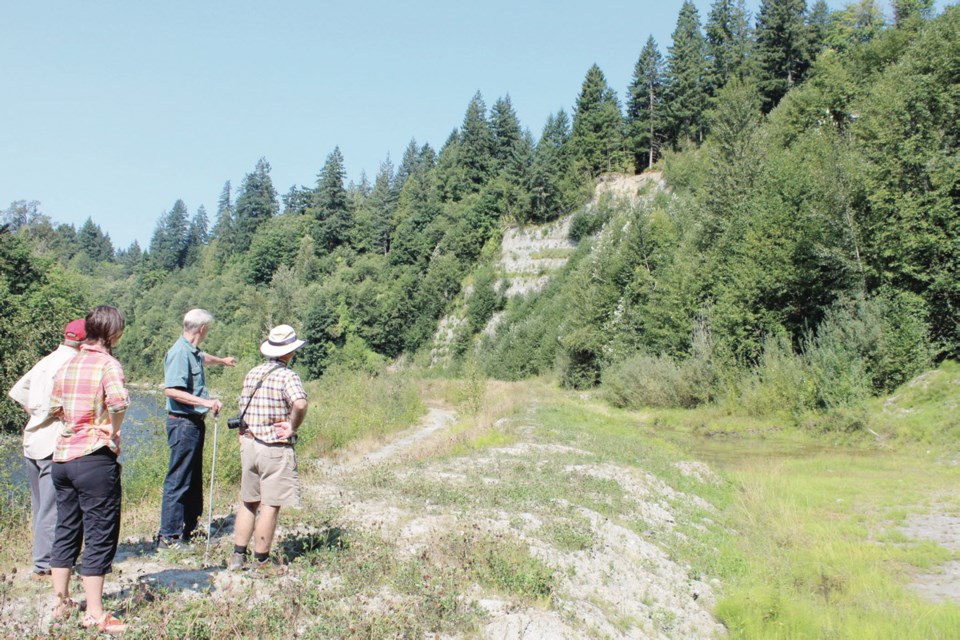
[280,525,349,562]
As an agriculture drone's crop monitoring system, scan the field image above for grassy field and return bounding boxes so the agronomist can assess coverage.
[2,364,960,638]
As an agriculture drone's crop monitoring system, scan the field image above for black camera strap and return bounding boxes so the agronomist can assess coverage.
[237,363,283,423]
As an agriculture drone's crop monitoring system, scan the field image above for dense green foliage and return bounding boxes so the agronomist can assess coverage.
[480,6,959,430]
[2,1,957,436]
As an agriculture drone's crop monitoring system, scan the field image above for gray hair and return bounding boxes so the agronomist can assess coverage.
[183,308,214,332]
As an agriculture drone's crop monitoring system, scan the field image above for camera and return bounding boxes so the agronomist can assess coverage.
[227,417,246,430]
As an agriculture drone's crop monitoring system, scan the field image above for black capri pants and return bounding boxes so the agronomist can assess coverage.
[50,447,122,577]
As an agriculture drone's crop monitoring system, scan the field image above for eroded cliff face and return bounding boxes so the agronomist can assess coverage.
[430,171,666,367]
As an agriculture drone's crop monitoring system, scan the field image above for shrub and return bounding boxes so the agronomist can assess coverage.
[602,352,712,409]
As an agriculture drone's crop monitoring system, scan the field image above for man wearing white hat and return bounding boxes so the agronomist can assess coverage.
[229,324,308,571]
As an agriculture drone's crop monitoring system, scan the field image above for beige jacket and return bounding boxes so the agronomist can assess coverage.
[8,344,79,459]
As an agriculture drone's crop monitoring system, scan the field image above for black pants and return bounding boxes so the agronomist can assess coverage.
[50,448,122,576]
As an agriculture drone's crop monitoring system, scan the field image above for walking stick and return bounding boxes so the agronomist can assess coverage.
[204,411,220,565]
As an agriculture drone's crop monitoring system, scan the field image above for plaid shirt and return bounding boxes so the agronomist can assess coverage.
[237,359,307,444]
[51,344,130,461]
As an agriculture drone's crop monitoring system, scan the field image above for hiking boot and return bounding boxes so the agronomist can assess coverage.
[228,552,247,571]
[251,556,288,577]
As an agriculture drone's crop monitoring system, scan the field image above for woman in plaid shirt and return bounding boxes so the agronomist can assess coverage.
[48,305,129,634]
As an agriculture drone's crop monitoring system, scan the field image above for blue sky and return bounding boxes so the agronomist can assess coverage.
[0,0,945,249]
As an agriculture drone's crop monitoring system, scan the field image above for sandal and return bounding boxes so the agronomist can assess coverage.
[82,612,127,634]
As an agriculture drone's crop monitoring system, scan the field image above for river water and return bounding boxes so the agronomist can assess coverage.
[0,390,167,489]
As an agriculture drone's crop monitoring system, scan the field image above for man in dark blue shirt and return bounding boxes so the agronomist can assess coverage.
[158,308,235,548]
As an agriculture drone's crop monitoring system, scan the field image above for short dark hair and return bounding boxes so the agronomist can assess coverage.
[85,305,125,349]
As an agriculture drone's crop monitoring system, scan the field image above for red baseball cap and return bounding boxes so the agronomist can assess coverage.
[64,319,86,341]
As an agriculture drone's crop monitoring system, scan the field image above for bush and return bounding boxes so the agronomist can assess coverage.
[602,352,712,409]
[736,335,814,418]
[733,291,934,430]
[568,196,614,242]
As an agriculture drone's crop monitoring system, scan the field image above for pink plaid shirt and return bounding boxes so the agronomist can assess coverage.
[237,359,307,444]
[51,344,130,461]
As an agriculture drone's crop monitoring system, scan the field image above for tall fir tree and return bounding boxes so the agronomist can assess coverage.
[368,157,398,255]
[666,2,709,145]
[571,64,630,178]
[755,0,810,112]
[490,95,526,181]
[893,0,933,27]
[149,199,189,270]
[627,36,667,170]
[183,206,209,267]
[233,158,278,254]
[395,139,421,192]
[117,240,142,276]
[459,92,495,191]
[211,181,235,248]
[189,206,209,245]
[806,0,831,59]
[705,0,752,93]
[530,110,574,221]
[77,218,114,262]
[313,147,353,252]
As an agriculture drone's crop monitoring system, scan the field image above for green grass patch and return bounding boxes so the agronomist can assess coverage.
[714,451,960,638]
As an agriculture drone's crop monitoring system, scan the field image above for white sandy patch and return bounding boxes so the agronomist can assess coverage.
[673,461,722,485]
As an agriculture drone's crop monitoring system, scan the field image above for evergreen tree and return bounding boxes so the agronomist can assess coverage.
[459,92,495,190]
[189,206,209,245]
[666,2,709,145]
[233,158,278,253]
[806,0,832,59]
[183,206,209,267]
[893,0,933,27]
[395,139,421,192]
[211,181,235,247]
[571,64,630,177]
[490,95,526,180]
[389,160,443,267]
[530,110,575,221]
[368,158,398,254]
[117,240,142,276]
[77,218,114,262]
[282,185,314,216]
[705,0,752,92]
[313,147,353,252]
[148,199,189,270]
[755,0,811,111]
[627,36,667,170]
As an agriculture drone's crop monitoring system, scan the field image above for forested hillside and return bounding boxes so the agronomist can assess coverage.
[2,0,956,434]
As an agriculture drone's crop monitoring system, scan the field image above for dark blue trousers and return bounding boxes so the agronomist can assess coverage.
[50,448,121,576]
[159,414,205,539]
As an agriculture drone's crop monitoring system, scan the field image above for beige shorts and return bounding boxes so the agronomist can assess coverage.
[239,436,301,508]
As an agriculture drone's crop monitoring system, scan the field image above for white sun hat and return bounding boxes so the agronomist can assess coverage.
[260,324,307,358]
